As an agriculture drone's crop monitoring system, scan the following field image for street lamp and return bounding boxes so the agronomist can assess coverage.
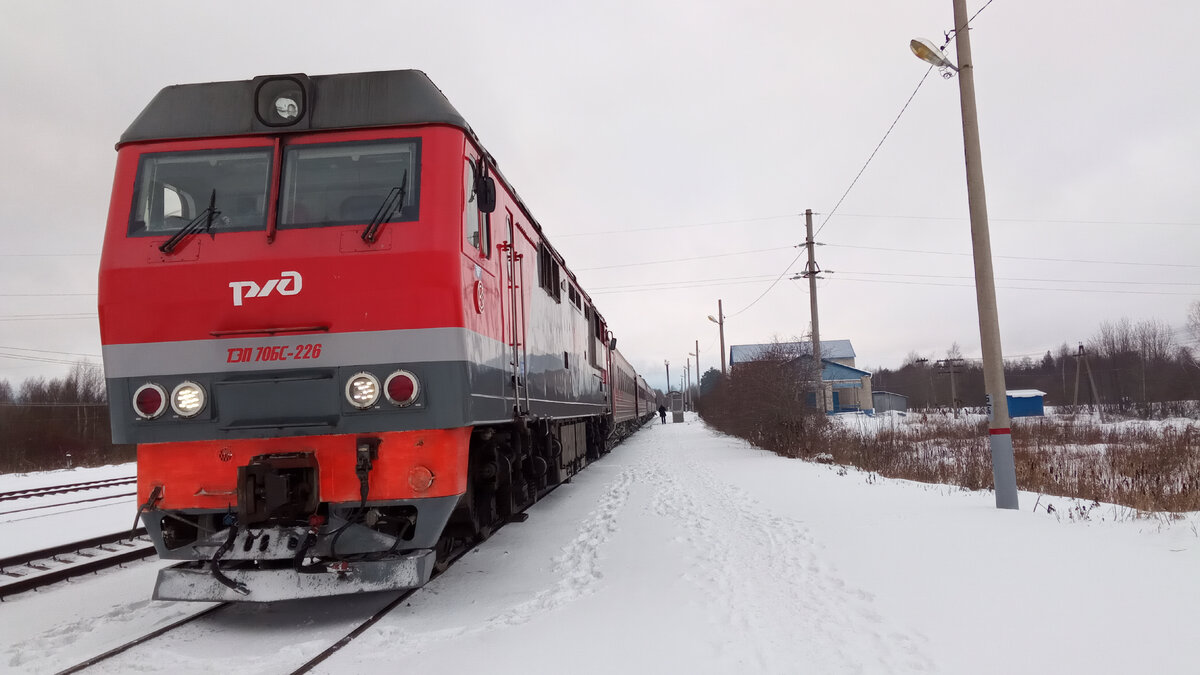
[664,359,670,394]
[912,0,1018,510]
[707,299,726,375]
[909,38,958,73]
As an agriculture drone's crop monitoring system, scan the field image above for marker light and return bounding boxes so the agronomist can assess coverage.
[133,383,168,419]
[408,466,435,492]
[384,370,420,407]
[346,373,381,409]
[171,381,206,417]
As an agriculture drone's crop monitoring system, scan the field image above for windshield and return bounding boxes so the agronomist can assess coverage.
[128,148,272,237]
[278,139,420,229]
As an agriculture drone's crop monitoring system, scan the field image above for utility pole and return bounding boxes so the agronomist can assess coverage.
[709,300,727,376]
[799,208,826,411]
[937,358,965,415]
[685,358,691,411]
[665,360,670,395]
[1073,344,1103,421]
[957,0,1017,508]
[801,209,822,365]
[913,0,1018,509]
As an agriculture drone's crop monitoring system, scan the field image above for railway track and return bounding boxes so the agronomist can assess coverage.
[0,477,137,503]
[0,528,156,600]
[51,488,555,674]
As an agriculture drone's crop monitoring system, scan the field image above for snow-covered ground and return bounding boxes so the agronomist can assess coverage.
[0,463,137,557]
[2,414,1197,674]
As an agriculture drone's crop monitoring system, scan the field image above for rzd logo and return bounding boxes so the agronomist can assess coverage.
[229,271,302,307]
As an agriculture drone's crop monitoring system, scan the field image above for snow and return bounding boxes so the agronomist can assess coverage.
[1,416,1197,674]
[0,462,136,557]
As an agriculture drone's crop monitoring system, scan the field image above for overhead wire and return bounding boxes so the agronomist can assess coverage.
[822,242,1200,269]
[723,1,1011,318]
[726,68,938,319]
[576,245,795,271]
[830,276,1198,296]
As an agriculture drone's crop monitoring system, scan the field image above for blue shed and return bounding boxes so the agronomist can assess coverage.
[1006,389,1046,418]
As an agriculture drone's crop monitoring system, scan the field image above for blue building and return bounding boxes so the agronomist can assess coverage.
[1006,389,1046,418]
[730,340,873,414]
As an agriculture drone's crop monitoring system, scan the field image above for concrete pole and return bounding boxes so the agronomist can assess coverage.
[803,208,825,410]
[804,209,821,365]
[685,358,691,410]
[952,0,1018,509]
[665,360,670,396]
[718,300,727,375]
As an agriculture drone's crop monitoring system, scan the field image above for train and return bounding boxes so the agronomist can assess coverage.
[98,70,658,602]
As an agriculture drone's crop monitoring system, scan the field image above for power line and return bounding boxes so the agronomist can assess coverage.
[590,278,790,296]
[831,275,1198,296]
[0,253,97,258]
[576,246,795,271]
[814,65,936,240]
[556,214,798,238]
[822,242,1200,269]
[589,273,780,292]
[0,293,95,297]
[0,351,102,367]
[835,213,1200,228]
[834,270,1200,287]
[0,313,97,321]
[0,345,101,358]
[724,3,1008,319]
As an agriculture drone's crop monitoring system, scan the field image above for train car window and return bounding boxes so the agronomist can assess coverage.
[128,148,272,237]
[278,139,420,229]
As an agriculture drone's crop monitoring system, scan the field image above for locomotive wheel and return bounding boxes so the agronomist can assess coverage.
[433,535,459,574]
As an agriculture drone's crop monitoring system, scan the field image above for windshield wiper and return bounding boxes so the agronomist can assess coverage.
[361,171,408,244]
[160,189,219,254]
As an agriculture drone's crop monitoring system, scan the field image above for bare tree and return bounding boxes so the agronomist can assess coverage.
[1134,319,1175,362]
[1188,300,1200,349]
[946,342,963,361]
[1090,318,1136,359]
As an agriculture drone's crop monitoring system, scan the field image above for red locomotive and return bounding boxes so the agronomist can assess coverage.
[99,71,654,601]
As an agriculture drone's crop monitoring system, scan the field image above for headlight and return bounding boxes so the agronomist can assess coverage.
[384,370,421,407]
[345,373,381,409]
[171,381,206,417]
[133,383,167,419]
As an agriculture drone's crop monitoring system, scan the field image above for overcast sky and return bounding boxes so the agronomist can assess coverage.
[2,1,1198,393]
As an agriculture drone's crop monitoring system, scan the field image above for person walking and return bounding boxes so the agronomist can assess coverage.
[658,404,667,424]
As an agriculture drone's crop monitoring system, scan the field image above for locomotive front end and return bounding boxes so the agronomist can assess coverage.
[99,72,491,601]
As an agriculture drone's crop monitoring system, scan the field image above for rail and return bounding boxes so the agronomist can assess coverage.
[0,477,136,503]
[0,528,155,600]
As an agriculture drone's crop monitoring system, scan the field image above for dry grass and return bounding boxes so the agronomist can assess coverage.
[701,380,1200,513]
[810,414,1200,513]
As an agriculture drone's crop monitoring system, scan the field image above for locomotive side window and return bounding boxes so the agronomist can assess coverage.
[463,159,492,257]
[278,139,420,229]
[538,242,561,302]
[128,148,272,237]
[463,159,481,250]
